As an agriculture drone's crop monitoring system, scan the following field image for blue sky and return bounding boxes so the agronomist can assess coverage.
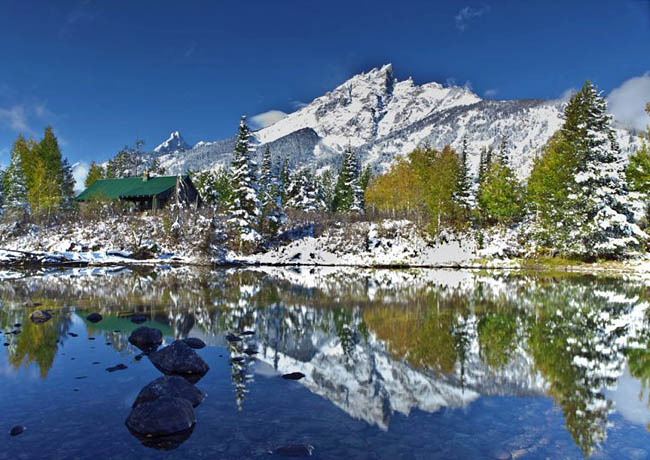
[0,0,649,177]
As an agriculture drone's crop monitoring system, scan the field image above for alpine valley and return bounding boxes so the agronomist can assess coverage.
[153,63,642,178]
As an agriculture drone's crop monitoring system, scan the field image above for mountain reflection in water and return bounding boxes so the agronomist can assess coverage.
[1,266,650,457]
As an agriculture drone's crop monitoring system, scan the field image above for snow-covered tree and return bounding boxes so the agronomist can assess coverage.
[279,156,290,206]
[227,116,262,248]
[1,136,30,216]
[564,82,646,259]
[258,145,285,237]
[333,146,363,212]
[286,168,326,212]
[455,137,474,210]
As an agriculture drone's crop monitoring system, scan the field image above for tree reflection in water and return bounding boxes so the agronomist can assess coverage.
[1,268,650,456]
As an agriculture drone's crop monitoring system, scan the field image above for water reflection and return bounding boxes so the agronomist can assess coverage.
[1,267,650,457]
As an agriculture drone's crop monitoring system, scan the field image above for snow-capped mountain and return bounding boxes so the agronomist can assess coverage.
[153,130,191,155]
[156,63,641,178]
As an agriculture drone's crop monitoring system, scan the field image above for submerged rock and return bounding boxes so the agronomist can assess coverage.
[30,310,52,324]
[106,364,128,372]
[9,425,25,436]
[244,348,258,356]
[69,332,78,337]
[86,313,103,323]
[131,314,148,324]
[128,327,163,353]
[132,375,205,409]
[126,396,195,438]
[149,340,209,382]
[271,444,314,457]
[281,372,306,381]
[225,333,242,342]
[182,337,206,349]
[241,330,255,336]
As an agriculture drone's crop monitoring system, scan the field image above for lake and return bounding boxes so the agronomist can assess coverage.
[1,266,650,459]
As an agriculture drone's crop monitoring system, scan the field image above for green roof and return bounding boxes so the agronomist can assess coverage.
[76,175,187,201]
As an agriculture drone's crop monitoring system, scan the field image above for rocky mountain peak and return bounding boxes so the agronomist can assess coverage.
[154,130,191,154]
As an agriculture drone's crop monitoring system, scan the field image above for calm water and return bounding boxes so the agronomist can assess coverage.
[2,266,650,459]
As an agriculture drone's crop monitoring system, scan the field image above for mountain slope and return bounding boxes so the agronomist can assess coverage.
[157,64,641,178]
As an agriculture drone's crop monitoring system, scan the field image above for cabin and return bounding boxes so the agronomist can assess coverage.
[75,173,202,211]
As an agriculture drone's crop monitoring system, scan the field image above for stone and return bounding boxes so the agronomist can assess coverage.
[128,327,163,353]
[86,313,103,323]
[244,348,258,356]
[225,333,242,342]
[30,310,52,324]
[69,332,78,337]
[132,375,205,409]
[271,444,314,457]
[241,330,255,336]
[149,340,209,382]
[281,372,306,381]
[131,314,148,324]
[9,425,25,436]
[106,364,128,372]
[182,337,206,349]
[126,396,195,438]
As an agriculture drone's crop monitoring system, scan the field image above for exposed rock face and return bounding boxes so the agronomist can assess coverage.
[126,396,195,438]
[128,327,163,353]
[148,340,209,382]
[132,376,206,408]
[30,310,52,324]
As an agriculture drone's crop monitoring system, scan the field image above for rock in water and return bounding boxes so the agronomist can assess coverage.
[131,314,147,324]
[68,332,78,337]
[9,425,25,436]
[225,333,242,342]
[132,376,206,408]
[128,327,163,353]
[272,444,314,457]
[30,310,52,324]
[106,364,128,372]
[126,396,195,438]
[86,313,102,323]
[182,337,206,349]
[149,340,209,382]
[281,372,306,381]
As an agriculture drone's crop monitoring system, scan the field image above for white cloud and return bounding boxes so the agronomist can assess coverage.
[484,89,497,97]
[455,5,490,32]
[0,105,34,136]
[250,110,288,129]
[290,100,308,111]
[607,72,650,130]
[72,161,89,191]
[558,87,577,102]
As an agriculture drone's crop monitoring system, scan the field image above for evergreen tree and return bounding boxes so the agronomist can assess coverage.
[227,116,262,248]
[477,160,524,225]
[1,136,30,215]
[333,146,363,212]
[455,137,473,210]
[279,156,290,206]
[286,168,325,212]
[85,161,106,188]
[258,146,285,237]
[478,146,492,186]
[625,125,650,196]
[60,158,76,209]
[564,82,645,259]
[318,169,336,212]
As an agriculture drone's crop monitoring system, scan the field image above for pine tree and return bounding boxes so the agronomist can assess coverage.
[1,136,30,216]
[318,169,336,212]
[227,116,262,248]
[478,146,492,186]
[333,146,363,212]
[286,168,325,212]
[455,137,473,210]
[279,156,290,206]
[60,158,76,209]
[85,161,106,188]
[564,81,645,259]
[258,146,285,237]
[477,160,524,225]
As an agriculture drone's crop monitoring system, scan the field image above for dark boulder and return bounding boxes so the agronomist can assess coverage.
[225,333,242,342]
[182,337,206,349]
[128,327,163,353]
[30,310,52,324]
[281,372,306,381]
[126,396,195,439]
[9,425,25,436]
[271,444,314,457]
[132,375,205,409]
[106,364,128,372]
[86,313,103,323]
[149,340,209,382]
